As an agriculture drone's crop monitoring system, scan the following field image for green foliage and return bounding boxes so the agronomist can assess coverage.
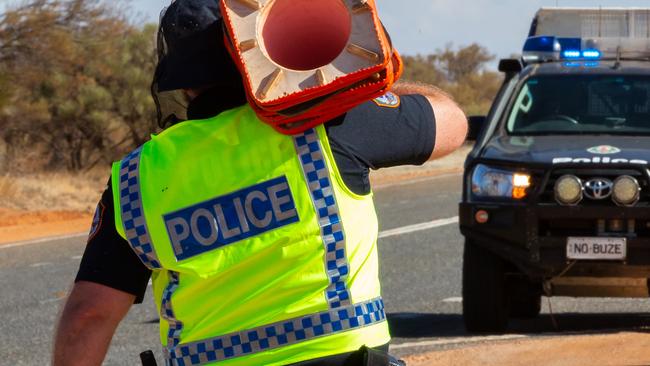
[401,55,445,85]
[401,44,503,116]
[0,0,158,172]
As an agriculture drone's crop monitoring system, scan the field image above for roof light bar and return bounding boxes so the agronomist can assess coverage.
[523,36,561,63]
[562,50,581,59]
[557,37,582,51]
[523,35,603,64]
[582,49,601,59]
[523,36,560,52]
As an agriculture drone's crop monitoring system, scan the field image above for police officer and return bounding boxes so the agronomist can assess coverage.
[52,1,467,365]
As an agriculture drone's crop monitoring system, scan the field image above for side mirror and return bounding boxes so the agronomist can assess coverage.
[467,115,486,141]
[498,58,523,73]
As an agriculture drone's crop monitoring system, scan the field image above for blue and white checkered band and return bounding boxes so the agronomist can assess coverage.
[162,271,184,348]
[119,146,162,269]
[164,298,385,365]
[293,129,351,309]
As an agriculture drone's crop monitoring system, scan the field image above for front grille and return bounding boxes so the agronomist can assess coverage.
[539,168,650,206]
[539,218,595,237]
[539,218,650,238]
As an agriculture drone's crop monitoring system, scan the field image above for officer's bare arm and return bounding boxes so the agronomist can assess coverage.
[53,281,134,366]
[391,82,468,160]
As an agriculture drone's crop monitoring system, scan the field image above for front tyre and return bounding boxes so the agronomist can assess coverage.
[462,239,508,333]
[508,277,542,319]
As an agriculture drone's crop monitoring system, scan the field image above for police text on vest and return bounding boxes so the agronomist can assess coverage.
[164,176,299,260]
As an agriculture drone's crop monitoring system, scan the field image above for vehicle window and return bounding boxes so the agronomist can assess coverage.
[475,75,518,147]
[507,74,650,135]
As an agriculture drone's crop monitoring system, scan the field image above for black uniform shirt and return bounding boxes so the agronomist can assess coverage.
[76,89,436,303]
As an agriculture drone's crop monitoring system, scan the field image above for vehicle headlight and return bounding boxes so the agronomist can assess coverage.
[612,175,640,206]
[554,175,583,205]
[471,164,531,200]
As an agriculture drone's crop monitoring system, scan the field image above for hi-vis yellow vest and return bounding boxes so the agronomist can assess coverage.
[111,105,390,365]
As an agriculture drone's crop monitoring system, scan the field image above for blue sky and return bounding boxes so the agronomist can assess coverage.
[4,0,650,66]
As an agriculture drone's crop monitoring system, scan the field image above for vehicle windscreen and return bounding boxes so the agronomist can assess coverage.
[507,74,650,135]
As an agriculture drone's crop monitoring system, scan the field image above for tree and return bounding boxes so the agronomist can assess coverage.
[401,54,445,86]
[400,44,503,116]
[0,0,158,172]
[107,23,159,149]
[437,43,494,83]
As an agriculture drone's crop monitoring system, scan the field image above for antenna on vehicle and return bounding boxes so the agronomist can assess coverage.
[598,6,602,38]
[614,45,622,69]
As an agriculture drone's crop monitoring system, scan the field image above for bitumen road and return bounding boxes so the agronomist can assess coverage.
[2,173,650,365]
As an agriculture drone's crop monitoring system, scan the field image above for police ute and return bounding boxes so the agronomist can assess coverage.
[460,7,650,332]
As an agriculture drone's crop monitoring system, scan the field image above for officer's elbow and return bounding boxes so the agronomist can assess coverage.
[428,97,468,161]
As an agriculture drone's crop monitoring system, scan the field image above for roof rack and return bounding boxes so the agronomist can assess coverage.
[524,8,650,64]
[532,7,650,39]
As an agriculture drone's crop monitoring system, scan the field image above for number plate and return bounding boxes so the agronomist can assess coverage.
[566,237,627,260]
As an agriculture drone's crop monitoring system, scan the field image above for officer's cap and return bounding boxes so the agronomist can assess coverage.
[155,0,241,92]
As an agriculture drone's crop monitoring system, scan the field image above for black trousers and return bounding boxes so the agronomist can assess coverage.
[286,344,390,366]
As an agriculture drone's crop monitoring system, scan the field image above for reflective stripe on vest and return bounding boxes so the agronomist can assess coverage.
[163,298,385,365]
[162,271,183,347]
[118,146,161,269]
[293,128,351,309]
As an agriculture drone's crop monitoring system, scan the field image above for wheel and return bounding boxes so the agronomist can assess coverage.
[462,239,509,333]
[508,293,541,319]
[507,275,542,319]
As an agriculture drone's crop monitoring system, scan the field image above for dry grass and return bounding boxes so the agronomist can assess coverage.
[0,175,18,199]
[0,170,107,213]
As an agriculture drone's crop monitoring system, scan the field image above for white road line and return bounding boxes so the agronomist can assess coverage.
[71,255,82,260]
[30,262,53,268]
[442,297,463,303]
[390,334,529,350]
[0,233,87,250]
[378,217,459,239]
